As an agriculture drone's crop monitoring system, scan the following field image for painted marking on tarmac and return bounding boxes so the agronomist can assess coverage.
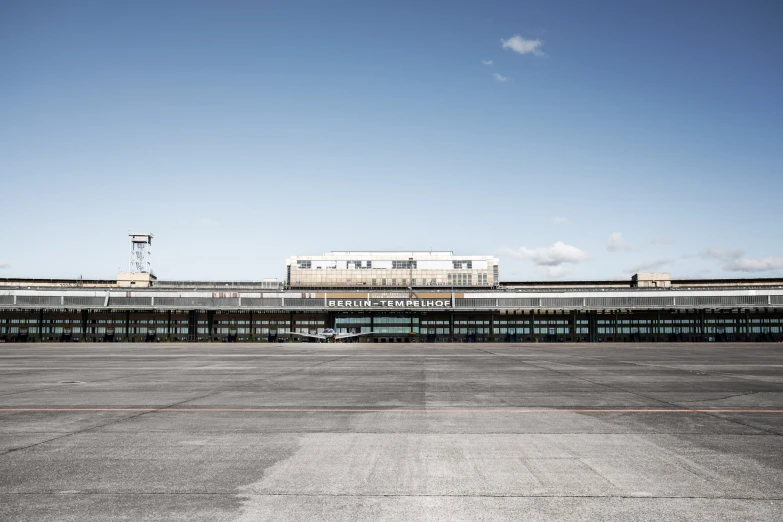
[1,408,781,414]
[0,367,270,370]
[0,355,533,358]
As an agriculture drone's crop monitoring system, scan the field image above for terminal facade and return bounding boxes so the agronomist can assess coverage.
[1,242,782,344]
[286,251,500,289]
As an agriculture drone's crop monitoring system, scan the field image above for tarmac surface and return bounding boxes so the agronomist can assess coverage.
[1,342,782,521]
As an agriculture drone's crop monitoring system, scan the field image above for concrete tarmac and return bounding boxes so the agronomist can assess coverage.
[1,342,782,521]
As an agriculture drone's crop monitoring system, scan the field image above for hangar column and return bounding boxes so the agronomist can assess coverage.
[700,310,706,342]
[572,310,577,342]
[187,310,196,342]
[327,311,336,332]
[38,308,44,342]
[531,311,536,342]
[81,310,88,342]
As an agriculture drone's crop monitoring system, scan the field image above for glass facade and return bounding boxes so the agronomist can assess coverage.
[1,308,782,343]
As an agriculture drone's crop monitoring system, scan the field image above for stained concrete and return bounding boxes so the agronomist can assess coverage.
[1,342,782,521]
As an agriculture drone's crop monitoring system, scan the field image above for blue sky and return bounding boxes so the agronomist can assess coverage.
[1,1,781,281]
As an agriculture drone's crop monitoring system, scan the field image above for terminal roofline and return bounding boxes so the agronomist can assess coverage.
[4,276,771,289]
[3,276,783,291]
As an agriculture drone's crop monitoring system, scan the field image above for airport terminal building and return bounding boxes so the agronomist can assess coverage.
[1,240,782,344]
[286,252,500,289]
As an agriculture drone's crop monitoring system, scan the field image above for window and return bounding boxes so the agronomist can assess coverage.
[297,260,311,269]
[347,260,371,269]
[392,260,417,269]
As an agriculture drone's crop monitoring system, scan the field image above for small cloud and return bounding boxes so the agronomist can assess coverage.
[0,263,10,269]
[725,257,783,272]
[607,232,632,252]
[498,241,588,267]
[625,258,674,273]
[552,217,570,225]
[501,35,545,57]
[699,247,743,261]
[492,73,508,82]
[482,59,493,65]
[698,246,783,272]
[651,236,674,245]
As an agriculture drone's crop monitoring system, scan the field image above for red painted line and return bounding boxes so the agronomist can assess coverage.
[0,408,782,414]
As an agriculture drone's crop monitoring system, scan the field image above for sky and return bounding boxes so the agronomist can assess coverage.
[1,0,782,282]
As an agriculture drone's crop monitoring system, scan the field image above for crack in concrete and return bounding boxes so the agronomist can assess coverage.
[2,492,782,500]
[0,351,348,457]
[473,347,783,437]
[679,392,759,404]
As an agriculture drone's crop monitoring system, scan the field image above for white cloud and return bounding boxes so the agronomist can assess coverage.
[501,35,545,57]
[482,59,493,65]
[498,241,588,267]
[625,258,674,273]
[651,236,674,245]
[699,247,743,261]
[0,263,9,269]
[552,217,570,225]
[606,232,632,252]
[725,257,783,272]
[698,246,783,272]
[492,73,508,82]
